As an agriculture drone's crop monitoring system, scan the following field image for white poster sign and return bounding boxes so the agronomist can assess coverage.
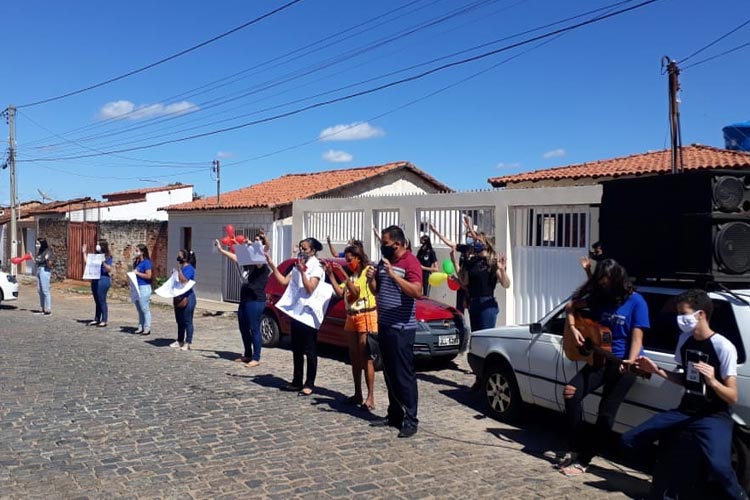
[276,279,333,329]
[127,271,140,303]
[154,269,196,298]
[235,241,266,266]
[82,254,105,280]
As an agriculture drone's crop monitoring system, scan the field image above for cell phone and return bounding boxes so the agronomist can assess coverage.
[456,244,469,253]
[684,349,709,396]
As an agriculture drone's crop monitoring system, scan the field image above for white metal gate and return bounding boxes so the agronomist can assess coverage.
[510,205,598,324]
[304,210,364,248]
[372,209,400,259]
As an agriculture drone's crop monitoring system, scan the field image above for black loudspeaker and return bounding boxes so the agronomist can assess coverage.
[600,170,750,284]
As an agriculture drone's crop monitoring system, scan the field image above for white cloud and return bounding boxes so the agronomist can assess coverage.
[322,149,354,163]
[319,122,385,141]
[98,100,199,120]
[496,162,521,170]
[215,151,234,159]
[542,148,566,159]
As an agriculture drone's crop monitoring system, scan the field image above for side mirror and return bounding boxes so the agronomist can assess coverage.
[529,323,543,334]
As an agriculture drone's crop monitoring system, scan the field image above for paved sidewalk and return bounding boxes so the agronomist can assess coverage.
[0,281,651,499]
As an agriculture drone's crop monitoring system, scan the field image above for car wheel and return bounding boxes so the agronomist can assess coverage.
[260,313,280,347]
[483,362,522,422]
[732,425,750,493]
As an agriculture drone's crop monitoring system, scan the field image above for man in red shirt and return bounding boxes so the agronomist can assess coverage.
[367,226,423,438]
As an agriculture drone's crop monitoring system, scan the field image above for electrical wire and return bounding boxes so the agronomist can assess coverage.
[677,16,750,64]
[16,0,307,109]
[19,0,662,163]
[27,0,498,153]
[682,40,750,70]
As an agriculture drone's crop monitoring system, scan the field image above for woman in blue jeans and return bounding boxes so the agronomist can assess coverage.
[34,237,54,315]
[83,239,113,327]
[215,230,270,367]
[132,244,152,335]
[457,233,510,332]
[170,249,197,351]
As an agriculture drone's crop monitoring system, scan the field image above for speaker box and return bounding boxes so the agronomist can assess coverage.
[600,170,750,284]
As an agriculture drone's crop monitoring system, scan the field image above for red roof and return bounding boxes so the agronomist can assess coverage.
[488,145,750,187]
[103,184,193,201]
[166,162,452,211]
[27,198,95,215]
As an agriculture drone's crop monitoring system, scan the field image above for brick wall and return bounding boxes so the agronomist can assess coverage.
[99,221,169,287]
[37,219,68,281]
[36,219,169,286]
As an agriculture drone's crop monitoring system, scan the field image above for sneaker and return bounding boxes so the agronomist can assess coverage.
[180,343,191,351]
[169,341,181,348]
[88,321,99,326]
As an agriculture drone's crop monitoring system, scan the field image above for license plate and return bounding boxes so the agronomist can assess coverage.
[438,334,459,346]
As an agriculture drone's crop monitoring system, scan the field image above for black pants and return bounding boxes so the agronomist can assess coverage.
[378,323,419,430]
[564,360,636,465]
[291,319,318,390]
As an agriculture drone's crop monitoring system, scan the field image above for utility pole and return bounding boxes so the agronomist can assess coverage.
[663,57,683,174]
[212,159,221,204]
[7,105,18,274]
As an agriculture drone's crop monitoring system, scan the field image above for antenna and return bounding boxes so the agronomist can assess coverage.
[37,188,53,202]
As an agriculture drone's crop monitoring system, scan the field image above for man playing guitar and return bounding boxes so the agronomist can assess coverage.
[558,259,650,476]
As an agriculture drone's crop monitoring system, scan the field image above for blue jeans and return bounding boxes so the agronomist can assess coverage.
[238,300,264,361]
[134,284,152,331]
[622,409,745,499]
[469,296,499,332]
[37,267,51,312]
[91,276,111,323]
[175,293,196,344]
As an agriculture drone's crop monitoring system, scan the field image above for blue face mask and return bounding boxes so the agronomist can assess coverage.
[472,241,484,253]
[466,236,474,245]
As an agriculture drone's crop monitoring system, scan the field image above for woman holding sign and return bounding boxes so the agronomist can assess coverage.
[170,249,197,351]
[132,244,152,335]
[215,230,270,367]
[83,239,113,327]
[266,238,326,396]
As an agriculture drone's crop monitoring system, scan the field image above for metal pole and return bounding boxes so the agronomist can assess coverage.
[213,160,221,204]
[8,105,18,274]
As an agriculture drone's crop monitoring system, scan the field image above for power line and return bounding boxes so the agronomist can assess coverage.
[682,40,750,70]
[18,0,662,162]
[677,16,750,64]
[27,0,497,153]
[16,0,306,109]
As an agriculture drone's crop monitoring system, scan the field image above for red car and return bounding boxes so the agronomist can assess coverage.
[260,258,466,361]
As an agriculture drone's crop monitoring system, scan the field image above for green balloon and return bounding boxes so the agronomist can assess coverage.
[442,258,455,275]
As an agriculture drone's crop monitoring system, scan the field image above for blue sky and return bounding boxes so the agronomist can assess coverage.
[1,0,748,202]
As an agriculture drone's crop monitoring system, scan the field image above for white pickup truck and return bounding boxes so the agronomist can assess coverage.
[468,285,750,490]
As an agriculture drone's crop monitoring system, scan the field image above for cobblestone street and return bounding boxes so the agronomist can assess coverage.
[0,282,650,499]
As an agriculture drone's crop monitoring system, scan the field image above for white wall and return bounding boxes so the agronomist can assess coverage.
[167,209,275,302]
[67,187,194,222]
[293,185,603,326]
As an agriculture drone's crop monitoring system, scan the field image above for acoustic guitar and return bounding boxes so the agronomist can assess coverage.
[563,312,651,379]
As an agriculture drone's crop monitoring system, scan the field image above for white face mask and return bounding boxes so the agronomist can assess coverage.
[35,243,41,249]
[676,311,700,333]
[134,250,141,257]
[95,244,102,253]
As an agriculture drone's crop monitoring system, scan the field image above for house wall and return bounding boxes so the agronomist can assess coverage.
[67,187,194,222]
[293,185,603,326]
[37,219,68,281]
[312,169,445,199]
[167,209,275,302]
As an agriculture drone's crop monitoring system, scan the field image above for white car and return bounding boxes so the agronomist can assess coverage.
[468,285,750,485]
[0,270,19,303]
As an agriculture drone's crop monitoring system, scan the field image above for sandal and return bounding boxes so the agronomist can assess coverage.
[96,323,107,328]
[234,357,251,363]
[362,401,376,411]
[554,452,576,470]
[560,462,587,476]
[141,331,151,336]
[246,360,261,368]
[282,384,303,392]
[134,328,144,334]
[298,388,313,397]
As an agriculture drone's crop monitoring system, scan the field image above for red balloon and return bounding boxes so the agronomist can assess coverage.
[225,224,235,238]
[447,276,461,291]
[10,257,23,265]
[234,234,246,244]
[221,236,232,247]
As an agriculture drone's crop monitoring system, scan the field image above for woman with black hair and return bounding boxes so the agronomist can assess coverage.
[170,249,197,351]
[132,244,152,335]
[215,230,270,366]
[557,258,650,476]
[326,243,378,410]
[34,237,54,315]
[416,235,438,297]
[267,237,325,396]
[83,239,113,327]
